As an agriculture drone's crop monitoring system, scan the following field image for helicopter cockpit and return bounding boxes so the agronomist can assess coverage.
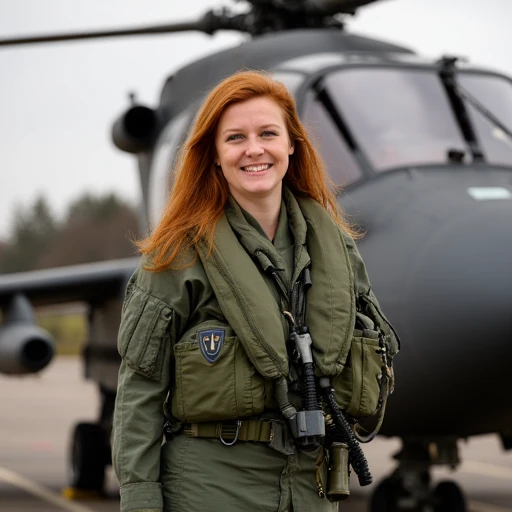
[302,62,512,180]
[148,55,512,229]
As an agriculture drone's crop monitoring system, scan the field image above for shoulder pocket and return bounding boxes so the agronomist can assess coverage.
[117,285,173,381]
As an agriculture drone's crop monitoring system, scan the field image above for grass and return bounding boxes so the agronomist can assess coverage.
[37,311,87,356]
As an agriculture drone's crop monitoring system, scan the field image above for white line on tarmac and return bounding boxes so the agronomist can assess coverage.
[461,460,512,512]
[462,460,512,480]
[0,466,96,512]
[469,501,512,512]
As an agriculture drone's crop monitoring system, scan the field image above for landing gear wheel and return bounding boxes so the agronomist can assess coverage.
[370,477,400,512]
[432,481,466,512]
[69,422,108,492]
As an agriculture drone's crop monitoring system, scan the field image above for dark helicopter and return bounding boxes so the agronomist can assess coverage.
[1,1,512,511]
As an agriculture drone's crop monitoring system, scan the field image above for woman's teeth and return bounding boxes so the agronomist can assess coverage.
[241,164,271,172]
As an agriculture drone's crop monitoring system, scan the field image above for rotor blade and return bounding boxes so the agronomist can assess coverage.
[309,0,381,12]
[0,20,205,48]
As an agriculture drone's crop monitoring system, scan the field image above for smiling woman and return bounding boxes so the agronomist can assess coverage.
[214,96,295,240]
[111,70,398,512]
[136,70,354,271]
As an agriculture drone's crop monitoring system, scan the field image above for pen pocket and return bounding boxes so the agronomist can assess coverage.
[117,285,173,381]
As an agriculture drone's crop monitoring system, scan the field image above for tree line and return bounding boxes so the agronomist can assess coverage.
[0,193,139,274]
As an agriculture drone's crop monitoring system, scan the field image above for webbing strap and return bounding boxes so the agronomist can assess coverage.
[353,368,392,443]
[267,267,310,328]
[182,420,273,442]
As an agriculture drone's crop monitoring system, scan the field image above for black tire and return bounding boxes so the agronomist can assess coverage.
[432,481,466,512]
[370,477,400,512]
[69,422,108,491]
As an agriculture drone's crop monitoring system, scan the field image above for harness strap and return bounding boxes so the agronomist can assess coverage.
[266,266,310,329]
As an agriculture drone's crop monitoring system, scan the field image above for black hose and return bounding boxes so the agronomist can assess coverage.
[303,362,319,410]
[322,384,373,486]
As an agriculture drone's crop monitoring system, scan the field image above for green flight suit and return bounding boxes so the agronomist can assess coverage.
[112,190,397,512]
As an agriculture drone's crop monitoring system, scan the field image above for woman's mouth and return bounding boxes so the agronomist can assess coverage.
[240,163,273,172]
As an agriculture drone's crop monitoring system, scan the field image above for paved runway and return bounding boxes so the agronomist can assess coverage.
[1,357,511,511]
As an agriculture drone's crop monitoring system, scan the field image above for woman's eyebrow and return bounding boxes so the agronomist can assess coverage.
[221,123,281,136]
[221,127,243,135]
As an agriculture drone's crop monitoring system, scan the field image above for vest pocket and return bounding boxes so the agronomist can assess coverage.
[117,285,173,381]
[172,333,266,422]
[332,333,384,418]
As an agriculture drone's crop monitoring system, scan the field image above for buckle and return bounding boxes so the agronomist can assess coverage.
[183,423,199,437]
[220,420,242,446]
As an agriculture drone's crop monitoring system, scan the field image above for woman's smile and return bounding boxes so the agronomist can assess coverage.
[240,163,273,173]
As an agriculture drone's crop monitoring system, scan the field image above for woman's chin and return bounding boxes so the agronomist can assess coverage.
[242,184,282,200]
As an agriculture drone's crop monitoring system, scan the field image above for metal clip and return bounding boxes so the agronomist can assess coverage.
[220,420,242,446]
[282,310,295,326]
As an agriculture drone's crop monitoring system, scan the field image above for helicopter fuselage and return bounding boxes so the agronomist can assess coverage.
[140,28,512,442]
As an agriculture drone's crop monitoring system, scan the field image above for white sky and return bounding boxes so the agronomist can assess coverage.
[0,0,509,240]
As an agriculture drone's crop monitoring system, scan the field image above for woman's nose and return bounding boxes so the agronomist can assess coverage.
[245,137,264,157]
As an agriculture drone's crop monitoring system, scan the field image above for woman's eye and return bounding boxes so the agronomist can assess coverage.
[226,134,243,141]
[261,131,277,137]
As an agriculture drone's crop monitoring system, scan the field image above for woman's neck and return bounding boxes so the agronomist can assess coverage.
[234,193,281,241]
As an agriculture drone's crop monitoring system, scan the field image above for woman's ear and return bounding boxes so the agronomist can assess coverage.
[289,144,295,156]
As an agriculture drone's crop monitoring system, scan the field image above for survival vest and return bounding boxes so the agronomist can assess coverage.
[197,188,400,429]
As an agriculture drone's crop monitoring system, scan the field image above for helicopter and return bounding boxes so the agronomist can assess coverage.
[1,0,512,511]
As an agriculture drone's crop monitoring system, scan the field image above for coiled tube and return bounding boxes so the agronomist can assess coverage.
[319,378,373,486]
[303,361,319,411]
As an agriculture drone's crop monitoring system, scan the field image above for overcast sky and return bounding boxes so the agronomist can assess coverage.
[0,0,509,240]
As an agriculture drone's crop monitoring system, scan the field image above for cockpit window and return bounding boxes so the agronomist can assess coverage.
[272,71,304,95]
[302,91,362,186]
[458,74,512,167]
[324,68,468,171]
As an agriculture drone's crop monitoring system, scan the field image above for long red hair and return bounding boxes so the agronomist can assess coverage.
[138,70,356,271]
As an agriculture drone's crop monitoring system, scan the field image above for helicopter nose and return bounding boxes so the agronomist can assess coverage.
[409,198,512,341]
[391,196,512,435]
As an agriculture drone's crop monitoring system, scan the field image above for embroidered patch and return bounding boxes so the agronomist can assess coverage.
[198,329,225,363]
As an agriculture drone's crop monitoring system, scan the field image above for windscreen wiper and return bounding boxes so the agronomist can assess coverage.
[437,56,484,161]
[456,82,512,144]
[311,79,374,176]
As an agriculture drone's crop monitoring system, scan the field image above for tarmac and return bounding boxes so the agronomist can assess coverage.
[1,357,511,511]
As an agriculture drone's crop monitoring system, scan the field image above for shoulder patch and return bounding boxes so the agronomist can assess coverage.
[198,329,225,363]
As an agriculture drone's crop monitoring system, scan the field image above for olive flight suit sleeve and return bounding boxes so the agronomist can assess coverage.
[111,265,181,512]
[342,231,400,357]
[113,361,170,512]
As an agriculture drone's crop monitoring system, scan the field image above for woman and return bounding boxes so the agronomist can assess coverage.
[112,70,398,512]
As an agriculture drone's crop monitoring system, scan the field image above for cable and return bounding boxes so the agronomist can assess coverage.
[319,378,373,486]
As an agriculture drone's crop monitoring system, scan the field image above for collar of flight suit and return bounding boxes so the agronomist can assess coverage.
[197,187,356,378]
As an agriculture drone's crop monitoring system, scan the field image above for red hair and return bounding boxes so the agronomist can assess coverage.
[137,70,356,271]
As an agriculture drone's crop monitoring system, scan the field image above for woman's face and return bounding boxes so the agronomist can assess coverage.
[214,96,294,208]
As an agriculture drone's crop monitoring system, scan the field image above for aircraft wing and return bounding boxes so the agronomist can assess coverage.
[0,257,140,308]
[0,257,139,375]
